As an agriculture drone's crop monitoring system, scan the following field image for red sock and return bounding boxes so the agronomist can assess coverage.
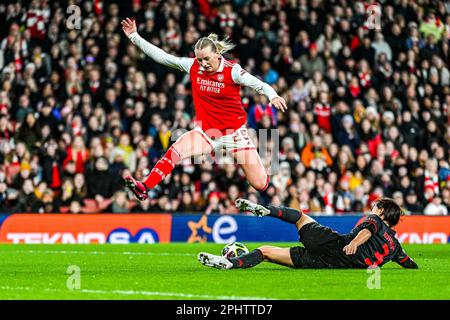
[143,146,181,189]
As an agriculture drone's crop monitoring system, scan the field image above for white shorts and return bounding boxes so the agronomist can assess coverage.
[194,125,256,154]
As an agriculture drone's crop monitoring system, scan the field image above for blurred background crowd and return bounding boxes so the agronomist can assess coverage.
[0,0,449,215]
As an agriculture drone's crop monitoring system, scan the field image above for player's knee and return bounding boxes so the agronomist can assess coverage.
[252,174,269,191]
[253,180,267,191]
[295,215,315,231]
[295,219,304,231]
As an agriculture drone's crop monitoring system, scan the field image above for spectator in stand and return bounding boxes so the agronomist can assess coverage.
[336,115,360,155]
[404,188,424,215]
[73,173,88,200]
[223,184,240,214]
[301,136,333,173]
[441,187,450,213]
[392,191,405,207]
[272,161,293,200]
[110,191,131,213]
[424,196,448,216]
[16,112,41,150]
[260,60,279,85]
[299,42,325,78]
[247,95,277,130]
[86,156,114,209]
[69,200,82,214]
[178,191,197,212]
[205,192,225,215]
[62,136,89,174]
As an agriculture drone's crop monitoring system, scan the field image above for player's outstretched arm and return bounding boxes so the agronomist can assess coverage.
[231,64,287,112]
[121,17,193,73]
[394,248,419,269]
[343,228,372,255]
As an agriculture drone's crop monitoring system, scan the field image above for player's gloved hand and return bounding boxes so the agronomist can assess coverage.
[343,242,358,255]
[270,96,287,112]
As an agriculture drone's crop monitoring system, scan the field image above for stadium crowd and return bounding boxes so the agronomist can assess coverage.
[0,0,449,215]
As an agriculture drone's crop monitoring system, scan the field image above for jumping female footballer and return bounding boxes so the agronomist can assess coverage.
[198,197,419,270]
[121,18,287,200]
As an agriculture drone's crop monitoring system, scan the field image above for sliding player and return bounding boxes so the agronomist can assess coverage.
[198,197,418,270]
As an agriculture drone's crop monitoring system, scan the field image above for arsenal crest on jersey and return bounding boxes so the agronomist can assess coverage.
[217,74,224,82]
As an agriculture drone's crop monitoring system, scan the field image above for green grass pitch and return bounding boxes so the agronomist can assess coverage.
[0,243,449,300]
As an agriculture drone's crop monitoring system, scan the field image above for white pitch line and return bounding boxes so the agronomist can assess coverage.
[1,250,279,300]
[0,286,277,300]
[7,250,195,257]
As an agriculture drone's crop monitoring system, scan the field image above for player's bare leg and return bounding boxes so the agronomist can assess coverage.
[125,130,213,200]
[171,129,214,160]
[232,148,269,192]
[257,246,294,267]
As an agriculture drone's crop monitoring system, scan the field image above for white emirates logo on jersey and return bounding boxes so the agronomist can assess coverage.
[197,78,225,93]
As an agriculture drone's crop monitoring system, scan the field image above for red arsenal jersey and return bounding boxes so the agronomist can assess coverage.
[190,58,247,138]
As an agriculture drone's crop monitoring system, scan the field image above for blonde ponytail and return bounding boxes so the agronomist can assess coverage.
[206,33,219,42]
[195,33,236,54]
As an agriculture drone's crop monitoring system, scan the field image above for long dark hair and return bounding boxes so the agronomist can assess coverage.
[374,197,404,227]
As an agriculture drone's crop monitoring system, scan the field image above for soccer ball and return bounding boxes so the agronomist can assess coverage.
[221,242,249,258]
